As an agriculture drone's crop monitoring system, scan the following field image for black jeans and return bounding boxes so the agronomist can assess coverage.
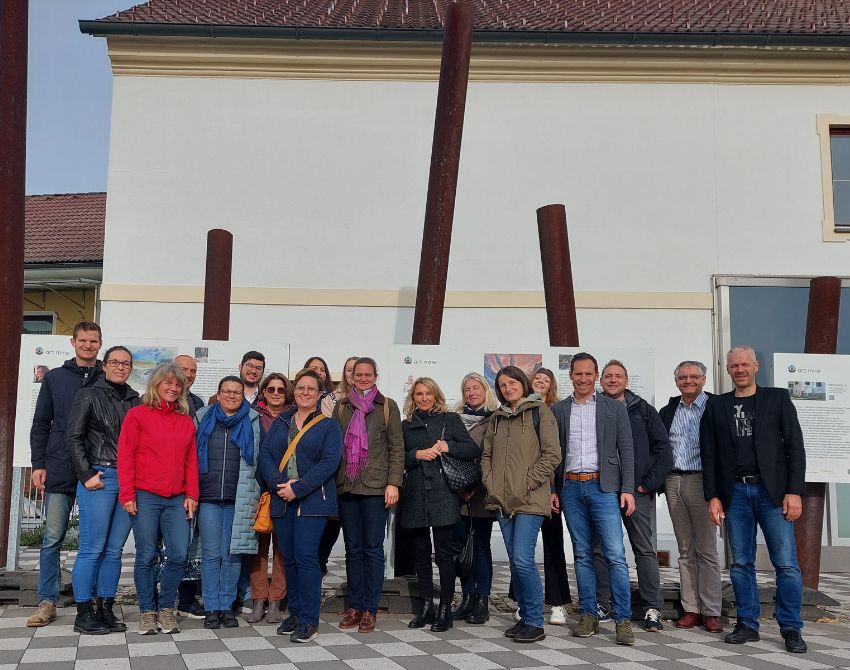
[410,524,456,604]
[508,512,572,606]
[318,518,342,573]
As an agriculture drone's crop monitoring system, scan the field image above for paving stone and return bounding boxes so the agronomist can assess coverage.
[229,648,288,666]
[21,646,77,663]
[74,659,132,670]
[279,644,339,663]
[129,655,187,670]
[182,651,241,669]
[75,645,132,660]
[77,632,127,647]
[175,639,229,654]
[127,641,180,657]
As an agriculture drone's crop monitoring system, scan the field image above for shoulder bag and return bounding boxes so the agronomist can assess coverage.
[439,416,482,493]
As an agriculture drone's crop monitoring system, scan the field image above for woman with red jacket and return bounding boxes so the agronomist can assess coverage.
[118,362,199,636]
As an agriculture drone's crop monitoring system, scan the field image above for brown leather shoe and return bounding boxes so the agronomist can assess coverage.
[675,612,703,629]
[358,611,376,633]
[339,608,363,629]
[704,616,724,633]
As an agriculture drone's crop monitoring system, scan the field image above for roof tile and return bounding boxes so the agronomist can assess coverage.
[25,193,105,264]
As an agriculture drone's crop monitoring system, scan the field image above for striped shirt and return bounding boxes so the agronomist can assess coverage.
[669,391,708,471]
[565,392,599,473]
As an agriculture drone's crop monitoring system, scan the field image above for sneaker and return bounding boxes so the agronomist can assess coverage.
[277,614,298,635]
[504,620,524,638]
[571,613,599,638]
[178,599,206,619]
[157,608,180,634]
[782,628,808,654]
[548,605,568,626]
[291,622,319,643]
[26,601,57,628]
[596,604,612,623]
[513,624,546,643]
[616,619,635,646]
[725,622,760,644]
[221,610,239,628]
[138,610,159,635]
[644,608,663,632]
[204,611,222,630]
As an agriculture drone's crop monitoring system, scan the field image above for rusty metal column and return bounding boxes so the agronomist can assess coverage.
[795,276,841,590]
[537,204,579,347]
[202,229,233,341]
[411,2,474,345]
[0,0,28,565]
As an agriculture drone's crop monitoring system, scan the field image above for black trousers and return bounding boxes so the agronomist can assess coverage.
[317,518,342,572]
[410,524,456,604]
[508,512,572,606]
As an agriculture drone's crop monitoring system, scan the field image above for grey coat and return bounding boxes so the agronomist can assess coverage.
[551,393,635,495]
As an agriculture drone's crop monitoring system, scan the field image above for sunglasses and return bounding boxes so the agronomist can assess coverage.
[266,386,287,395]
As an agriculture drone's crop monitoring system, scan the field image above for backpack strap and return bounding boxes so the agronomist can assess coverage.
[532,405,541,440]
[383,399,390,427]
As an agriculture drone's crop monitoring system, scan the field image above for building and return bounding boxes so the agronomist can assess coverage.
[79,0,850,564]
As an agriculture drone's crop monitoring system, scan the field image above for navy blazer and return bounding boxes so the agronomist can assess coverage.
[258,408,343,517]
[699,386,806,510]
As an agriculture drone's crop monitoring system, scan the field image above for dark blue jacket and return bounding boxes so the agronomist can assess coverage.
[258,408,343,518]
[620,389,673,493]
[198,423,242,502]
[31,358,103,495]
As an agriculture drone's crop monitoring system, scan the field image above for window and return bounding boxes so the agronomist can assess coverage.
[817,115,850,241]
[22,313,54,335]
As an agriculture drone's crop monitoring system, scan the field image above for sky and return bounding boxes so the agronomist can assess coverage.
[26,0,135,195]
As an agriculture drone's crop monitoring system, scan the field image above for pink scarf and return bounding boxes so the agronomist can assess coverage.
[344,386,379,481]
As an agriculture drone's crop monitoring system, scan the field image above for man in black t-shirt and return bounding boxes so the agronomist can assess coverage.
[700,346,807,654]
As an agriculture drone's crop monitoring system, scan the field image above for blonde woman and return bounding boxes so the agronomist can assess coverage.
[401,377,479,631]
[117,363,198,636]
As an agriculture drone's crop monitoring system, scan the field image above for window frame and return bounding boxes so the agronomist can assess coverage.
[817,114,850,242]
[22,311,56,335]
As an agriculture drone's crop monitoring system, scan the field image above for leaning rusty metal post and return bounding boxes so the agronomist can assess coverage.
[795,276,841,590]
[202,229,233,341]
[0,0,28,565]
[537,204,579,347]
[411,1,474,345]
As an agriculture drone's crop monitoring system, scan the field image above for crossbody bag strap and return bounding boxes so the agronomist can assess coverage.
[278,414,327,473]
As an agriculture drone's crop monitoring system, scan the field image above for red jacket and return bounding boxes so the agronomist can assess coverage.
[118,402,199,505]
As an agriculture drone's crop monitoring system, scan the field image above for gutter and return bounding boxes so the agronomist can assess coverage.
[78,21,850,49]
[24,263,103,288]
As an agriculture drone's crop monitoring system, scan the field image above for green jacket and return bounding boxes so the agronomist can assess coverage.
[481,397,561,517]
[332,391,404,495]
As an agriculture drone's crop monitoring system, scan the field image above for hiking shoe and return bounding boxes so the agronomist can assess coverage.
[725,622,760,644]
[138,611,159,635]
[291,622,319,643]
[571,613,599,638]
[26,601,57,627]
[596,604,612,623]
[204,611,221,629]
[513,624,546,643]
[782,628,808,654]
[644,608,663,632]
[277,614,298,635]
[158,608,180,634]
[548,605,568,625]
[504,620,524,638]
[616,619,635,645]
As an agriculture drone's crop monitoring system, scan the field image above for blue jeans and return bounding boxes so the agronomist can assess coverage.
[562,479,631,622]
[72,467,132,601]
[457,517,494,597]
[498,512,544,628]
[37,491,75,603]
[275,513,327,626]
[198,502,242,612]
[725,482,803,632]
[338,493,387,614]
[132,491,190,613]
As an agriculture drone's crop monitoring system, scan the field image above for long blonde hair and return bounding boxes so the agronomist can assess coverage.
[453,372,499,413]
[142,363,189,415]
[403,376,448,420]
[336,355,359,399]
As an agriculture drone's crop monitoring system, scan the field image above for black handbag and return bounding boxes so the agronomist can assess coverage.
[454,504,474,579]
[438,418,482,493]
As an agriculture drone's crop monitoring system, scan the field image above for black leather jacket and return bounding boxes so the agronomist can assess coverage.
[67,378,141,484]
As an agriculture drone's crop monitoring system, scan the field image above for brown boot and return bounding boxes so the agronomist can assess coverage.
[265,600,283,624]
[339,608,363,629]
[26,601,57,628]
[358,611,376,633]
[246,600,266,624]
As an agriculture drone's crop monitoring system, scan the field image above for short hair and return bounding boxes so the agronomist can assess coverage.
[673,360,707,377]
[727,345,757,363]
[218,375,244,392]
[494,365,531,405]
[72,320,102,339]
[259,372,293,405]
[142,363,189,415]
[602,359,628,378]
[403,377,448,420]
[293,368,322,391]
[353,357,379,377]
[531,367,559,406]
[303,356,334,393]
[453,372,499,412]
[240,351,266,366]
[569,352,598,373]
[103,345,133,365]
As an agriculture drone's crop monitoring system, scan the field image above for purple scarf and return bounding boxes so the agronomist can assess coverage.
[344,386,379,481]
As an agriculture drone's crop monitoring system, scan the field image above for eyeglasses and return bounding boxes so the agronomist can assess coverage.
[676,375,705,381]
[242,363,264,372]
[294,385,319,394]
[266,386,287,395]
[219,390,242,397]
[105,360,132,369]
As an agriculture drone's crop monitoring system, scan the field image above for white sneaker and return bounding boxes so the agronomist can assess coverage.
[644,608,663,632]
[548,605,568,625]
[596,604,612,623]
[513,608,521,622]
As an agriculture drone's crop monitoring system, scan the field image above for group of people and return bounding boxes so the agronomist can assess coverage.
[26,320,808,653]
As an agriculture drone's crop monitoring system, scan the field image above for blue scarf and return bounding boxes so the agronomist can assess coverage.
[196,400,254,474]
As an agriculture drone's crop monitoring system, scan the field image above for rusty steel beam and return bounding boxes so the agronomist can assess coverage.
[795,276,841,590]
[411,1,474,345]
[201,229,233,341]
[537,204,579,347]
[0,0,28,564]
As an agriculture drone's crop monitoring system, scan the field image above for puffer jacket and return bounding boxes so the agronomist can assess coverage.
[31,358,103,494]
[195,405,262,554]
[400,410,480,529]
[67,378,141,484]
[332,391,404,495]
[481,397,561,517]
